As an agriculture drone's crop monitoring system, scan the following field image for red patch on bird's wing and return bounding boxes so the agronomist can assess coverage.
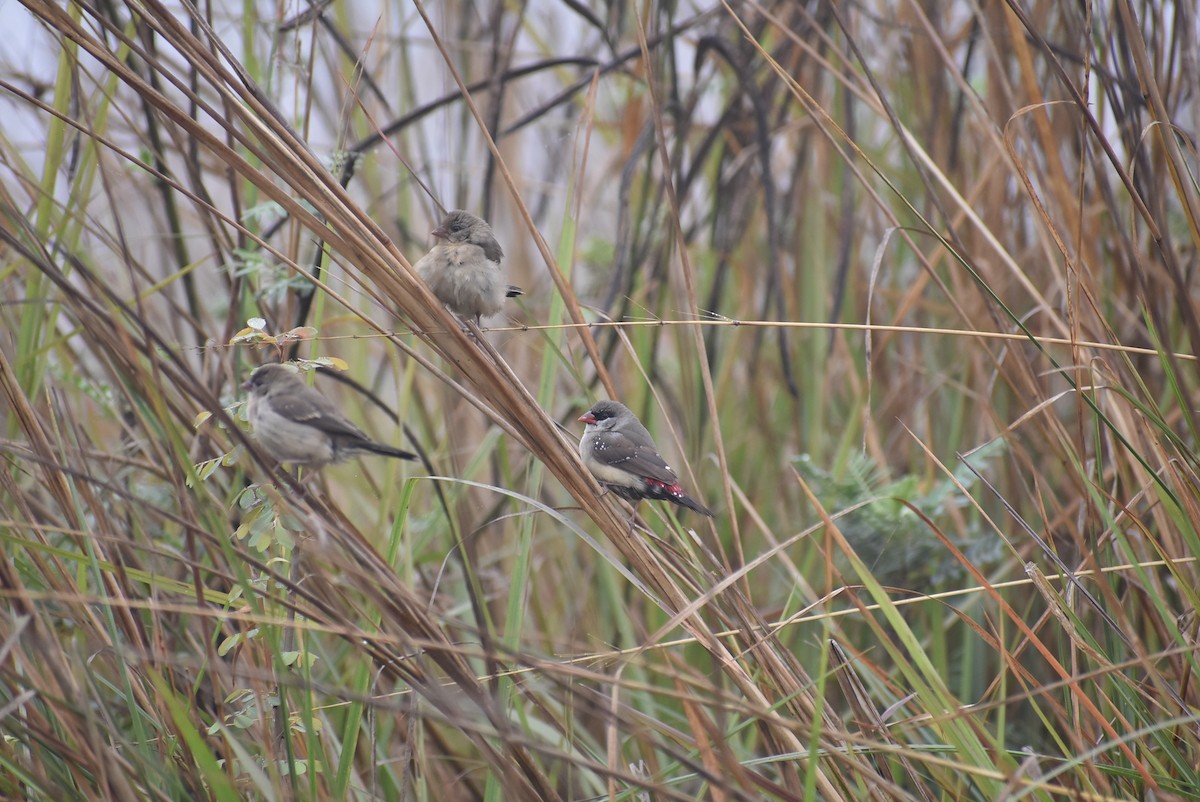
[645,478,685,497]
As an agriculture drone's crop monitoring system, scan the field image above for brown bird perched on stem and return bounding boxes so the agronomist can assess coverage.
[578,400,714,516]
[242,363,417,466]
[415,209,522,325]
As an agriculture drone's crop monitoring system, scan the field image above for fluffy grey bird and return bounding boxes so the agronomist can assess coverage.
[415,209,522,325]
[577,400,714,516]
[242,363,417,466]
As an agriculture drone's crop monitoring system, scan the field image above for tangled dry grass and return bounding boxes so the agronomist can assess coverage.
[1,0,1199,799]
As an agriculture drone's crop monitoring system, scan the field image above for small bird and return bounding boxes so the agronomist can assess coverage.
[414,209,523,325]
[242,363,417,466]
[577,400,714,516]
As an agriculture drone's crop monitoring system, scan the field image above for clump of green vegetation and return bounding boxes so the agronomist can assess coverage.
[796,442,1008,587]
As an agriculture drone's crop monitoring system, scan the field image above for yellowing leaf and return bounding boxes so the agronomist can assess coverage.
[230,328,278,345]
[313,356,349,371]
[281,326,317,341]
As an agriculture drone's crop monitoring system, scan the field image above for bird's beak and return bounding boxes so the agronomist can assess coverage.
[578,412,597,424]
[431,224,449,239]
[241,381,253,391]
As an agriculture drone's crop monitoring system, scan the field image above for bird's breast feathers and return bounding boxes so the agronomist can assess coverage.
[420,243,506,317]
[443,242,499,270]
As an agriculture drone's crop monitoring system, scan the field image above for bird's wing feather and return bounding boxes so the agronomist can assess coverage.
[269,387,369,440]
[591,430,679,484]
[413,249,436,279]
[480,238,503,263]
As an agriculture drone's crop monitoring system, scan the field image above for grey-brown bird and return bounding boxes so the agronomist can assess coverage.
[578,400,714,516]
[242,363,417,466]
[415,209,522,325]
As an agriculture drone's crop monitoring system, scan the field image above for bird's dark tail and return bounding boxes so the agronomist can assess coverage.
[506,285,523,298]
[644,479,715,517]
[673,492,715,517]
[361,441,419,461]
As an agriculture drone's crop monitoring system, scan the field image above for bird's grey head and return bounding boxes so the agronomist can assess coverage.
[433,210,504,262]
[578,400,629,431]
[242,363,298,397]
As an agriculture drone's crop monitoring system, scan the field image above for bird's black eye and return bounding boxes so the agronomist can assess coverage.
[593,409,613,421]
[450,220,464,232]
